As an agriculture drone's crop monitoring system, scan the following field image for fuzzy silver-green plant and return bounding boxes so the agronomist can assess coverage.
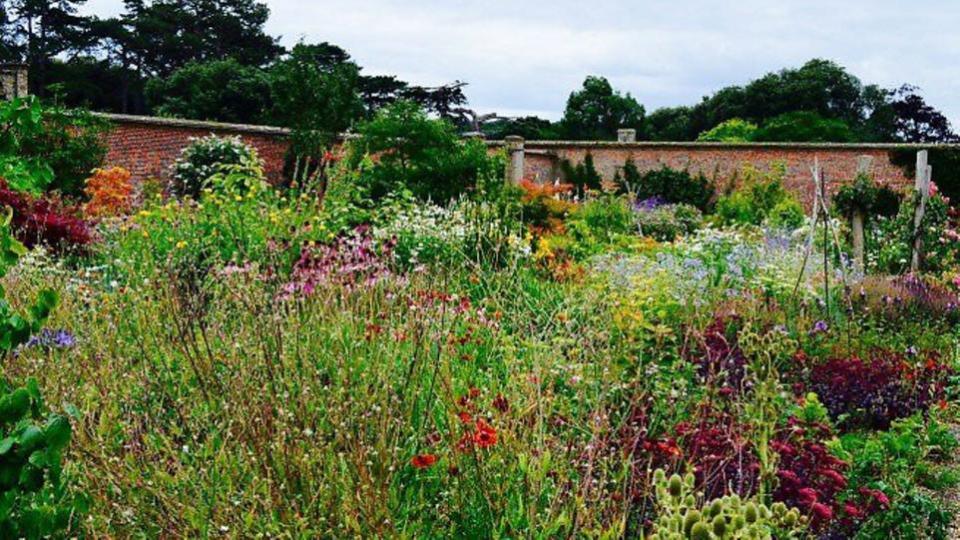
[646,469,808,540]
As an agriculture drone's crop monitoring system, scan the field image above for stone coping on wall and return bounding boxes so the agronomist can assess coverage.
[94,112,293,136]
[484,140,960,151]
[95,112,960,152]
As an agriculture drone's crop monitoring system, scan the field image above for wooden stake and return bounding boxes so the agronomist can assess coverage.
[911,151,931,272]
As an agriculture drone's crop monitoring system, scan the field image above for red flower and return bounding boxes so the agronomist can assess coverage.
[798,487,819,505]
[458,411,473,424]
[411,454,438,469]
[811,502,833,522]
[492,394,510,413]
[844,503,863,519]
[474,419,498,448]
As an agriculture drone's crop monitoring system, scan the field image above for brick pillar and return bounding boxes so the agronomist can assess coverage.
[505,135,524,184]
[617,128,637,143]
[0,63,29,100]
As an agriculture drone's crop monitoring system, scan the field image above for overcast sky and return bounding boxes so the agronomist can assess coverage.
[81,0,960,123]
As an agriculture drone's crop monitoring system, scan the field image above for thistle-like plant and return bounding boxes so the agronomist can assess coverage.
[648,469,807,540]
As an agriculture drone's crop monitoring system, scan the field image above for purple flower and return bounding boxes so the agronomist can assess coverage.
[634,196,668,212]
[810,320,829,335]
[25,329,76,350]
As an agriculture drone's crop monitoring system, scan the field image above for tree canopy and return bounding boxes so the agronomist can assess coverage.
[0,0,954,146]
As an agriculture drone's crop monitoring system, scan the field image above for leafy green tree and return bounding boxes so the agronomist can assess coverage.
[264,43,365,138]
[644,106,696,141]
[887,85,958,143]
[753,111,854,142]
[145,58,270,123]
[741,59,865,125]
[120,0,282,78]
[481,116,560,140]
[697,118,758,142]
[560,76,644,140]
[347,101,500,203]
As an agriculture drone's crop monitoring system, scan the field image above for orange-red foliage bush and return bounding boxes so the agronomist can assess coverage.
[84,167,133,218]
[519,179,576,235]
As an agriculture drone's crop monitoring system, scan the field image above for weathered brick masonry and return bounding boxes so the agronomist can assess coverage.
[98,113,291,185]
[489,141,939,206]
[99,113,948,204]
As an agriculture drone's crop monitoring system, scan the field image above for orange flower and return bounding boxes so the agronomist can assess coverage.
[411,454,438,469]
[83,166,133,218]
[474,419,498,448]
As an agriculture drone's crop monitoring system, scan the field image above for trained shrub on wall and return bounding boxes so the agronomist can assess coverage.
[618,163,715,212]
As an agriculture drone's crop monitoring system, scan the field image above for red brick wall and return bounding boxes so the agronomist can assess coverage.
[100,115,290,185]
[508,142,918,206]
[98,114,929,205]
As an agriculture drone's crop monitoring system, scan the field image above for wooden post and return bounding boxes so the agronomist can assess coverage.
[851,155,872,274]
[505,135,525,185]
[851,209,865,274]
[910,150,931,272]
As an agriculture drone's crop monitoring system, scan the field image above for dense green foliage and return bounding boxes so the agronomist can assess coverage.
[0,97,106,196]
[559,76,645,140]
[144,58,271,124]
[715,165,804,228]
[697,119,758,142]
[0,214,78,538]
[619,164,715,211]
[347,101,503,203]
[752,111,854,143]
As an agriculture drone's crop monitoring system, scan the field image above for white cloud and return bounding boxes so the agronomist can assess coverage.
[79,0,960,124]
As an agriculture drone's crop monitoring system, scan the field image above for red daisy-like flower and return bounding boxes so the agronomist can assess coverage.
[474,419,498,448]
[411,454,438,469]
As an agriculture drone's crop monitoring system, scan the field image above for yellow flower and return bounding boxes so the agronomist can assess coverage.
[175,241,187,249]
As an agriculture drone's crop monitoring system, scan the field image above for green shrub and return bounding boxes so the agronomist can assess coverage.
[172,135,261,199]
[636,203,703,241]
[0,213,81,538]
[833,415,957,540]
[697,119,758,142]
[624,166,715,212]
[715,164,805,228]
[346,101,501,203]
[560,154,602,192]
[872,191,958,273]
[0,379,82,538]
[0,97,107,196]
[753,111,854,143]
[854,491,950,540]
[834,173,902,219]
[766,198,805,229]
